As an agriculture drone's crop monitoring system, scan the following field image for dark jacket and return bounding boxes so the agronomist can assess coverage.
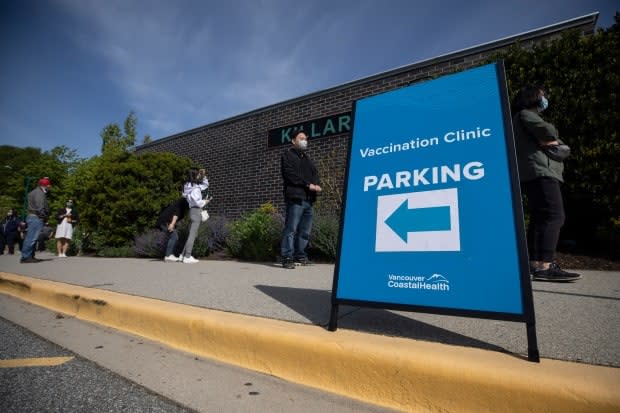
[281,147,321,203]
[513,109,564,183]
[156,198,189,228]
[1,215,19,236]
[56,207,79,226]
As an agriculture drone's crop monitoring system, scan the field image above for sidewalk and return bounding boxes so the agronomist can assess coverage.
[1,252,619,412]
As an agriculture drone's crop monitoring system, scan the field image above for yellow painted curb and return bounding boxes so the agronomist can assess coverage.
[1,272,619,412]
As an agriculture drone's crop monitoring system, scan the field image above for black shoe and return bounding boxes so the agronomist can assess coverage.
[281,257,295,269]
[20,257,41,263]
[294,257,313,266]
[532,263,581,282]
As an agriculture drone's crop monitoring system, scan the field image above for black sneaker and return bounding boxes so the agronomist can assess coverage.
[20,257,41,263]
[281,257,295,269]
[294,257,313,266]
[532,263,582,282]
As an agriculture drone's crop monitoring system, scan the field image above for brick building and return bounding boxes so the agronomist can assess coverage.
[135,13,598,218]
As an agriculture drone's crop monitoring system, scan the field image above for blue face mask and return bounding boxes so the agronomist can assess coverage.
[538,96,549,112]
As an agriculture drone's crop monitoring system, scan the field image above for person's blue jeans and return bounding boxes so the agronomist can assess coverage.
[160,224,178,257]
[21,215,43,260]
[280,199,313,260]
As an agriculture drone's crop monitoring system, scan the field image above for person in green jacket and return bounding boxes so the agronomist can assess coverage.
[512,85,580,282]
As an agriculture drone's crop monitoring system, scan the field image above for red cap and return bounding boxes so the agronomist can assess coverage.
[38,177,51,187]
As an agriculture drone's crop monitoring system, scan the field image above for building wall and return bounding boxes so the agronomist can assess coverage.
[135,16,596,218]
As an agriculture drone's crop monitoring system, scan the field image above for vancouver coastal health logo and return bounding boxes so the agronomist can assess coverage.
[387,273,450,292]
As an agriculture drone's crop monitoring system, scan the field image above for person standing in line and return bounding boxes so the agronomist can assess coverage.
[156,197,189,262]
[181,168,209,264]
[280,130,322,269]
[512,84,581,282]
[55,199,78,257]
[21,177,51,263]
[1,208,20,254]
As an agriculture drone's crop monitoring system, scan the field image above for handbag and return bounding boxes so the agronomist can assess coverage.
[201,209,209,222]
[541,143,571,162]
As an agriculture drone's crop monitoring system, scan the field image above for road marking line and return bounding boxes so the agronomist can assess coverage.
[0,356,74,368]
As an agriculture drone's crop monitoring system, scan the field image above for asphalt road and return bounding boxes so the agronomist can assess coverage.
[0,316,192,413]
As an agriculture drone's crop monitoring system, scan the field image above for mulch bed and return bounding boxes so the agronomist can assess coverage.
[555,252,620,271]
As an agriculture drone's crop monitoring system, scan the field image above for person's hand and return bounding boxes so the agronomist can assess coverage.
[167,223,174,232]
[309,184,322,192]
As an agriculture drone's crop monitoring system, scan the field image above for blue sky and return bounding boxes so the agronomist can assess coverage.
[0,0,617,159]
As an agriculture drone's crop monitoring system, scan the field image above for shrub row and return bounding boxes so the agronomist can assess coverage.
[65,203,340,262]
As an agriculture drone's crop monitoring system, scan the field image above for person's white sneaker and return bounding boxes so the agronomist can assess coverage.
[58,253,66,258]
[182,256,199,264]
[164,254,179,262]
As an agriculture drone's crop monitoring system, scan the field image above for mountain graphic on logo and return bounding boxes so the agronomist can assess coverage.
[427,274,449,283]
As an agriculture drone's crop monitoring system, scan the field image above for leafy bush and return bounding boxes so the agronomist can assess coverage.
[133,228,167,258]
[69,151,193,248]
[226,203,283,261]
[309,213,340,261]
[203,215,230,253]
[132,215,230,259]
[96,246,134,257]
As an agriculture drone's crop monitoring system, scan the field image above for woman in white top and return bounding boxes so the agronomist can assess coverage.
[180,169,209,263]
[55,199,78,257]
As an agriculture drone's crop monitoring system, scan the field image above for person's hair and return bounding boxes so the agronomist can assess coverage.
[291,130,306,142]
[512,85,544,113]
[186,169,199,184]
[186,168,206,185]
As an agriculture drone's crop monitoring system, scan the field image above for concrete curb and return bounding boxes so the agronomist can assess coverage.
[1,272,619,413]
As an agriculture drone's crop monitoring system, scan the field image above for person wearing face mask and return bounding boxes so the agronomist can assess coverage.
[55,199,79,257]
[20,177,51,263]
[0,208,20,255]
[280,130,322,269]
[180,168,210,264]
[512,85,580,282]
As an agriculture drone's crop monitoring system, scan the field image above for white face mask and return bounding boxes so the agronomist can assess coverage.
[297,139,308,150]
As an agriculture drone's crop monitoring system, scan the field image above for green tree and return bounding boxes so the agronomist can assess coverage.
[101,111,137,155]
[0,145,84,217]
[73,151,193,249]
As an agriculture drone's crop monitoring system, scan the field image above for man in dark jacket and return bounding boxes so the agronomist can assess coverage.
[21,177,51,263]
[280,130,322,269]
[156,197,189,262]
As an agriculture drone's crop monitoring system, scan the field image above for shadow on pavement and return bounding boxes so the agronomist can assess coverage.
[255,285,509,354]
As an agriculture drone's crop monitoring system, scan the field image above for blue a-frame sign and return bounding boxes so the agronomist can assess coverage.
[329,62,539,362]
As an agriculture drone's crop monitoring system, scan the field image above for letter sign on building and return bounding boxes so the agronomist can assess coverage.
[329,63,539,361]
[267,112,352,147]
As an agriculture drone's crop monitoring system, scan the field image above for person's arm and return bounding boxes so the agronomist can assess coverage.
[198,177,209,191]
[168,215,178,232]
[520,110,559,145]
[187,187,206,208]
